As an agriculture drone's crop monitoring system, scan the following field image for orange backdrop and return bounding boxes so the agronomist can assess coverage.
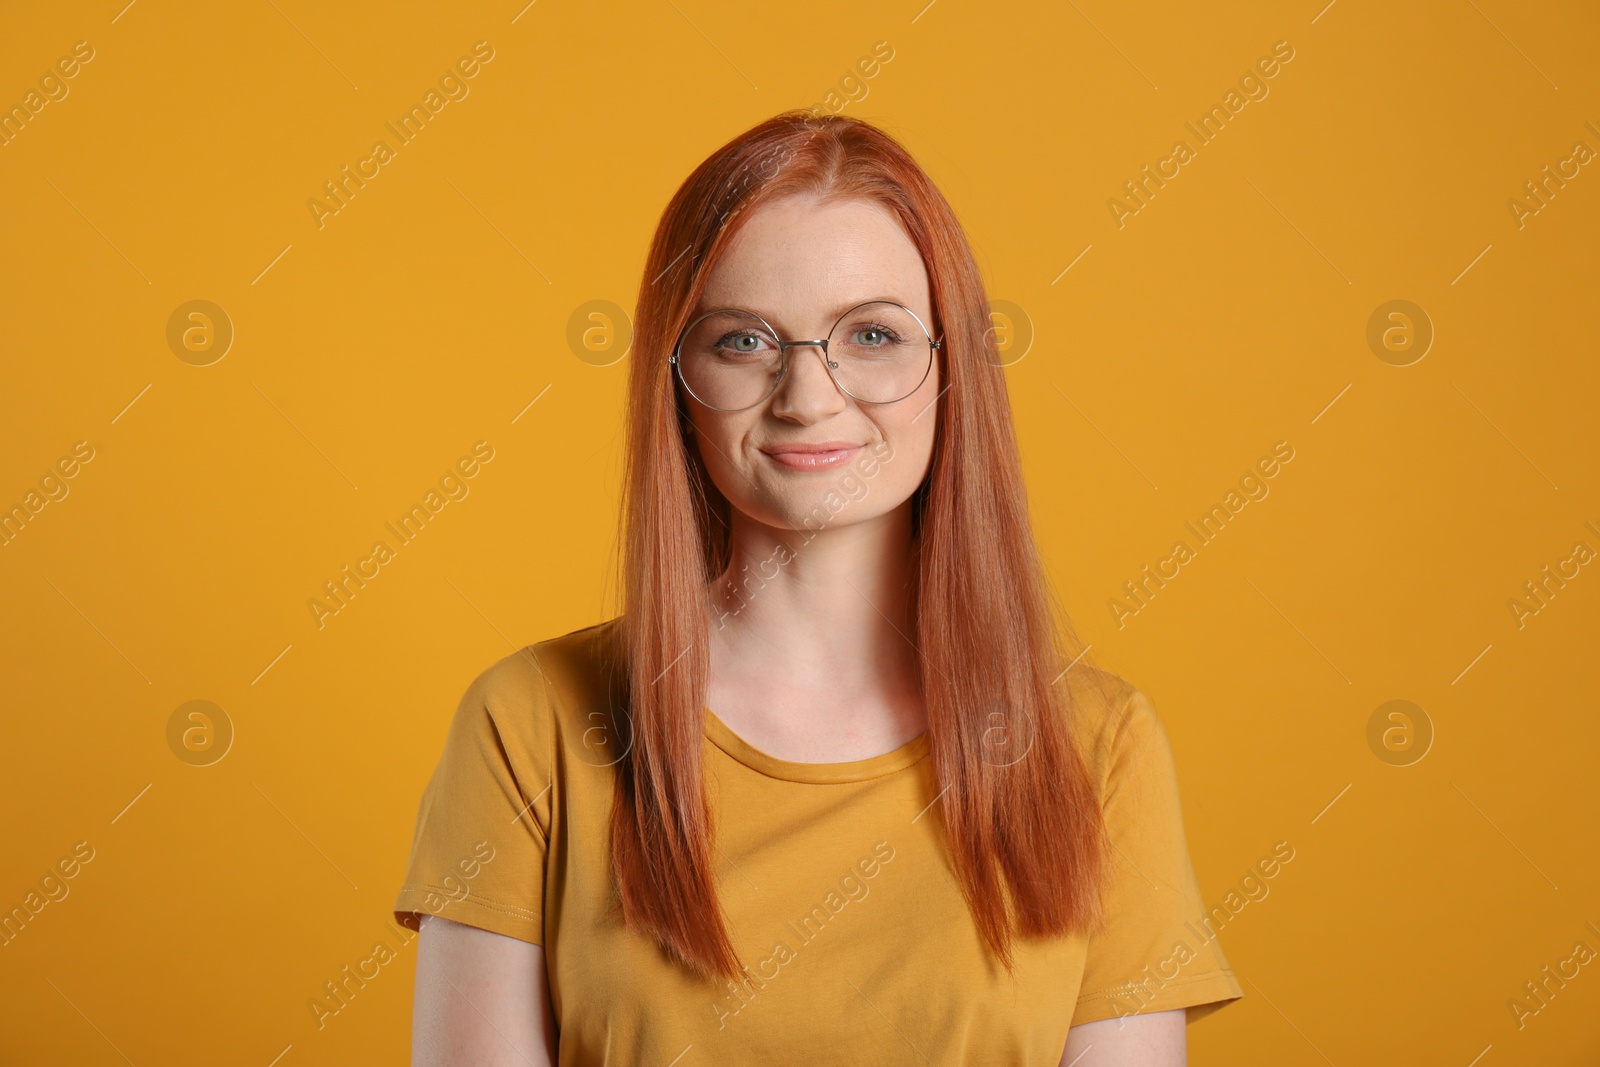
[2,1,1597,1064]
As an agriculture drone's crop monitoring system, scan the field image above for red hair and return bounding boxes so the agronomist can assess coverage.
[607,109,1116,981]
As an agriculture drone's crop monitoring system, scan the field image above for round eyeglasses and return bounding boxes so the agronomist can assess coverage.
[669,300,942,412]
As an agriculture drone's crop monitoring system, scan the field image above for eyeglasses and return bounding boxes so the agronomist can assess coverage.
[669,299,942,412]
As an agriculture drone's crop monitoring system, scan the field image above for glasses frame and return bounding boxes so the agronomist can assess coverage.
[668,299,943,412]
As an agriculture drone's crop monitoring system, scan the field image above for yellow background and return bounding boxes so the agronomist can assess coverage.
[2,0,1597,1063]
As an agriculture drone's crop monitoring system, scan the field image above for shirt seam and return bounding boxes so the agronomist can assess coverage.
[499,644,553,848]
[706,730,932,785]
[396,884,541,920]
[538,644,555,847]
[1096,685,1150,808]
[1074,968,1239,1004]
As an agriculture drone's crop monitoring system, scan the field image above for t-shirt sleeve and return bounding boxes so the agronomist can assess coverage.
[392,651,555,945]
[1070,687,1244,1026]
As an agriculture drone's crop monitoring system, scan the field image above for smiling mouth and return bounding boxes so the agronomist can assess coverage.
[761,445,863,470]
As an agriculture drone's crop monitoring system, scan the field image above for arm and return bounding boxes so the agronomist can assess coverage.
[412,914,557,1066]
[1060,1008,1186,1066]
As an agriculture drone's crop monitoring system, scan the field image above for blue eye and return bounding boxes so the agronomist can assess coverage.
[848,324,904,348]
[713,331,771,356]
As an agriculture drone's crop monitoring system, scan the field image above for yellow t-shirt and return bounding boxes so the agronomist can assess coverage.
[393,618,1243,1063]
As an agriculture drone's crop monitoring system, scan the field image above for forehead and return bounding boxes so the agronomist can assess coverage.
[698,194,931,326]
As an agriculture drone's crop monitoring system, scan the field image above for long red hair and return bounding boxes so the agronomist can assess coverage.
[607,108,1116,982]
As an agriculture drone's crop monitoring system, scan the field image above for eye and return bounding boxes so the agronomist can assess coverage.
[851,324,904,347]
[716,331,772,354]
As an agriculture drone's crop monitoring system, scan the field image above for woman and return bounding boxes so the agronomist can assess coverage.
[394,109,1243,1065]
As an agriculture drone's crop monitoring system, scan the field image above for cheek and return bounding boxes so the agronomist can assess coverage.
[895,368,941,476]
[898,418,938,488]
[688,412,749,481]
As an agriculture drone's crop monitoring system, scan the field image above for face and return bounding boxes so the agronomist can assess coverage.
[678,193,941,536]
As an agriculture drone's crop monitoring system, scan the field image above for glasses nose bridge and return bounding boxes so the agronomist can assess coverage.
[776,335,836,376]
[771,334,844,407]
[777,336,830,355]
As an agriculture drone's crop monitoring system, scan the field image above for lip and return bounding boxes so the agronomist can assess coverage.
[761,441,864,470]
[762,440,862,454]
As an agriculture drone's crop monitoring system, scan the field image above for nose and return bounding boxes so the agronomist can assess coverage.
[770,341,846,419]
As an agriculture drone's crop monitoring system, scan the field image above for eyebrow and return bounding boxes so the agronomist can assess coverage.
[699,296,920,327]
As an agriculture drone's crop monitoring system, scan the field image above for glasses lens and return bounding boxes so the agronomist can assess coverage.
[677,309,782,410]
[827,302,934,404]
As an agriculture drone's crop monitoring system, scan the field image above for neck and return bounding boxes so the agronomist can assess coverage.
[708,501,919,687]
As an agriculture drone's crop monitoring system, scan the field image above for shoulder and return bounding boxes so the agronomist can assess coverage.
[1058,664,1164,796]
[457,617,625,750]
[471,617,622,702]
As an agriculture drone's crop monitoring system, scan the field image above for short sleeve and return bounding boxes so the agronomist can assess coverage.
[392,651,555,944]
[1071,687,1244,1026]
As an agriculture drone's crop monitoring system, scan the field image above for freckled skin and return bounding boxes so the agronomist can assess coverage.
[684,193,940,535]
